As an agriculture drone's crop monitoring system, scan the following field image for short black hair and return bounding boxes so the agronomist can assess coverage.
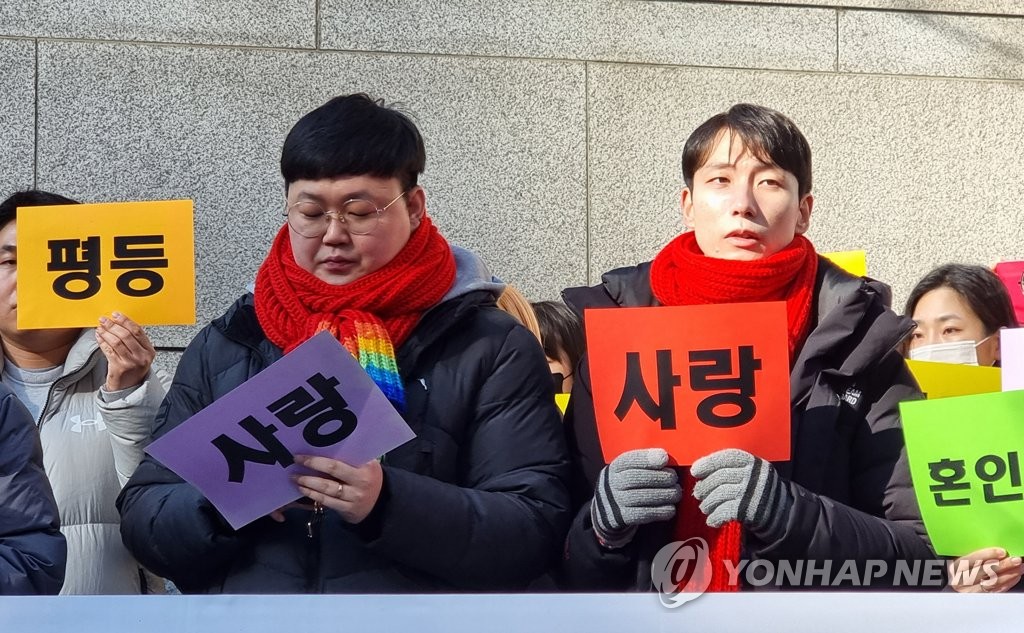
[682,103,813,197]
[904,263,1019,335]
[0,190,80,228]
[532,300,586,375]
[281,94,426,192]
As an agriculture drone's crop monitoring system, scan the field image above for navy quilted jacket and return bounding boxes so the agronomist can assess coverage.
[118,290,570,593]
[559,258,937,590]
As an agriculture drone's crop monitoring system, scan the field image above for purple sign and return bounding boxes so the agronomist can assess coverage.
[146,331,416,529]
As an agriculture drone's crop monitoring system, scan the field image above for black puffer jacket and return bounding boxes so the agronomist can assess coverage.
[117,289,570,593]
[0,384,66,594]
[559,258,937,590]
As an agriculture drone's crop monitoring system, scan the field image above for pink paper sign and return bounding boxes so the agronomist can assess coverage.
[146,331,416,529]
[1000,328,1024,392]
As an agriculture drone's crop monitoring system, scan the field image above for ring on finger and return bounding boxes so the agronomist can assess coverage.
[336,482,344,497]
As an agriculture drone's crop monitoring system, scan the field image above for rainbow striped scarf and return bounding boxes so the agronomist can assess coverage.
[326,315,405,412]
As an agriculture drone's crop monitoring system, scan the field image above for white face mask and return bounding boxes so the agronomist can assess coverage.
[908,335,993,366]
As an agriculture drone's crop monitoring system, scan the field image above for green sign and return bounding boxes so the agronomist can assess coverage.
[900,390,1024,556]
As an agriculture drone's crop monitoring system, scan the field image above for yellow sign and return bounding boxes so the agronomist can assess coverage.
[17,199,195,328]
[906,360,1001,400]
[555,393,571,415]
[822,250,867,277]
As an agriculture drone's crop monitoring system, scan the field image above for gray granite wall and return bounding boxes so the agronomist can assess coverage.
[2,0,1022,374]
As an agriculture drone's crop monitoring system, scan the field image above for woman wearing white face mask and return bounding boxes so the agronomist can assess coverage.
[905,264,1018,367]
[904,263,1022,593]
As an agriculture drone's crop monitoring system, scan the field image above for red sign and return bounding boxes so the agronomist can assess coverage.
[584,302,791,465]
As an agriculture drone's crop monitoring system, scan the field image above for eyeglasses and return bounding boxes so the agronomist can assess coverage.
[284,191,407,237]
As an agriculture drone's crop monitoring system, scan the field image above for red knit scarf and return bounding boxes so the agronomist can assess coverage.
[650,231,818,593]
[254,216,456,405]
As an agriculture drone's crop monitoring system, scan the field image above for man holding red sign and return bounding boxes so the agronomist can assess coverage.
[560,104,936,592]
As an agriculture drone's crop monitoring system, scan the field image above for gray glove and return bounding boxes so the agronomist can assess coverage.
[691,448,792,542]
[590,448,682,549]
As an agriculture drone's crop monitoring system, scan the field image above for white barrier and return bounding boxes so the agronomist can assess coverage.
[0,592,1013,633]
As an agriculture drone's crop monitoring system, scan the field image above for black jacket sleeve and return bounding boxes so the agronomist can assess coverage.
[750,352,936,571]
[0,389,66,594]
[360,324,572,589]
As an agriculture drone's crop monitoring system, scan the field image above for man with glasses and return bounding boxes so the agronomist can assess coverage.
[118,94,570,593]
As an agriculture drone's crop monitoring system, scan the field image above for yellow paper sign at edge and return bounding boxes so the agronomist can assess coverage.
[906,359,1001,400]
[822,250,867,277]
[17,199,195,328]
[555,393,571,415]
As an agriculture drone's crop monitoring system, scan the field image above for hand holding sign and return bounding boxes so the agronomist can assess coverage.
[691,448,792,541]
[292,455,384,524]
[948,547,1023,593]
[591,448,682,549]
[145,331,415,529]
[96,311,156,391]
